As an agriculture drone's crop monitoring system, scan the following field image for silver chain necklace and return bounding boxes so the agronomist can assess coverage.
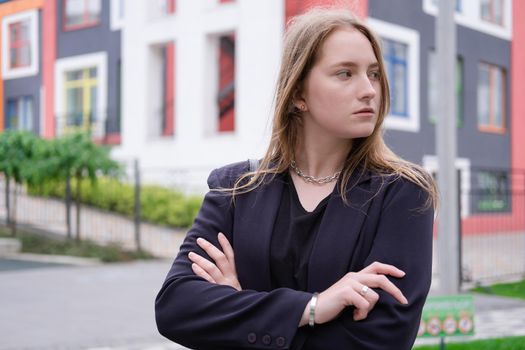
[290,160,341,185]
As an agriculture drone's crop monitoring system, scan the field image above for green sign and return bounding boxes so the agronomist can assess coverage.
[418,295,475,338]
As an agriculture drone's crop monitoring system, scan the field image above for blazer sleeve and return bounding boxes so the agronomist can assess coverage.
[155,165,312,350]
[326,178,434,350]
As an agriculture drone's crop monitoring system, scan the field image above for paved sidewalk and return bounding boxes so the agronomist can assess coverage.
[1,258,524,350]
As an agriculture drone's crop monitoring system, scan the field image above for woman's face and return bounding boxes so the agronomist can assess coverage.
[298,26,381,141]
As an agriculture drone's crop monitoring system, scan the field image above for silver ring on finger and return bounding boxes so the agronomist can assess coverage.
[360,285,369,296]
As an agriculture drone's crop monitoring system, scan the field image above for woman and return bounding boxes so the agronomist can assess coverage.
[156,7,436,350]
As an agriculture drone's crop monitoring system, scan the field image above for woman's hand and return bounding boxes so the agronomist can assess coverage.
[300,262,408,326]
[188,233,242,291]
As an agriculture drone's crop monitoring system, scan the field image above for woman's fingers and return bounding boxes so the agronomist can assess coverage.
[358,274,408,305]
[218,232,235,266]
[352,284,379,321]
[188,251,223,282]
[189,235,242,291]
[360,261,405,278]
[196,237,230,272]
[191,262,216,283]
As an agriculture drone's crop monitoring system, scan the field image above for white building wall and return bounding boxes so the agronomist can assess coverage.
[114,0,284,193]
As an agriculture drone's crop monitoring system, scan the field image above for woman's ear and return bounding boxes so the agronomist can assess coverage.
[292,88,308,112]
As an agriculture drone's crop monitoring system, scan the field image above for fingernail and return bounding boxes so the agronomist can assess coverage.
[196,237,204,244]
[403,297,408,305]
[188,252,195,259]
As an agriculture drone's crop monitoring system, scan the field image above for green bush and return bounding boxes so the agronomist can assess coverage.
[28,177,203,229]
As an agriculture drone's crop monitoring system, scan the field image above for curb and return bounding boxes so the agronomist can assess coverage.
[1,252,101,266]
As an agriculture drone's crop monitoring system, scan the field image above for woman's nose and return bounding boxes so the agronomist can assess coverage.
[358,76,377,100]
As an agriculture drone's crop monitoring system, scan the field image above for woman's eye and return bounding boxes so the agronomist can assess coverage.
[336,71,352,78]
[368,71,380,80]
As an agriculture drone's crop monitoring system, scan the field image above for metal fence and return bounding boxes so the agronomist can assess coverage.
[459,167,525,286]
[0,162,191,258]
[1,164,524,284]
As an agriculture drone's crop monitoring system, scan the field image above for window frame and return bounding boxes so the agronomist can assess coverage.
[62,0,101,32]
[110,0,124,31]
[6,96,34,131]
[1,10,39,79]
[63,67,99,132]
[480,0,504,26]
[54,52,107,138]
[368,18,420,132]
[477,62,506,134]
[422,0,511,40]
[474,170,510,213]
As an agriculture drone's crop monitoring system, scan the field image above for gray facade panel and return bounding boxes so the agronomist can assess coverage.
[56,0,121,135]
[369,0,510,170]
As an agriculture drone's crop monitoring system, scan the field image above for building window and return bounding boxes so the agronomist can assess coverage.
[151,0,175,18]
[478,63,505,133]
[63,0,101,31]
[8,21,31,69]
[6,96,33,131]
[218,34,235,132]
[63,67,99,132]
[481,0,504,26]
[423,0,511,40]
[55,52,107,138]
[161,43,175,136]
[475,171,509,212]
[383,39,408,118]
[110,0,124,31]
[431,0,462,12]
[428,52,463,126]
[2,10,39,79]
[368,18,419,132]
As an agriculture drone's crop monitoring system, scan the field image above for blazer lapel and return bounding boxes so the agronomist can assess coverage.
[307,171,374,292]
[234,175,285,292]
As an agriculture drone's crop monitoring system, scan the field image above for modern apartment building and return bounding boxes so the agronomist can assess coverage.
[1,0,524,231]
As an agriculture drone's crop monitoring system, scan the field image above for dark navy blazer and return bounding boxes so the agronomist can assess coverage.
[155,160,434,350]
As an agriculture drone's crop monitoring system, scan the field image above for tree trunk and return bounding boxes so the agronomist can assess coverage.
[75,176,81,241]
[65,175,72,239]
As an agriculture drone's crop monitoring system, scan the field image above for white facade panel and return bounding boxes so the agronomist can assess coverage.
[114,0,284,192]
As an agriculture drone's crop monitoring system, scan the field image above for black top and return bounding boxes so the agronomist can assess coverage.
[270,173,331,291]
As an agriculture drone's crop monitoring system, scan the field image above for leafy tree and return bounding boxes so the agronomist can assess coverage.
[0,131,44,234]
[50,132,121,240]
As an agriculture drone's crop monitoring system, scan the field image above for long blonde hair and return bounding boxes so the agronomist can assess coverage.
[228,7,437,209]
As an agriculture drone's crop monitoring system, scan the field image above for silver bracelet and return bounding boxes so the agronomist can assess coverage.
[308,292,319,328]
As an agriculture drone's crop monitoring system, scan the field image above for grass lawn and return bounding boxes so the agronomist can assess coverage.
[472,280,525,301]
[414,336,525,349]
[0,227,154,263]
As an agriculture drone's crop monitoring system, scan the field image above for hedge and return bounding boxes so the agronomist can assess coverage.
[28,177,203,229]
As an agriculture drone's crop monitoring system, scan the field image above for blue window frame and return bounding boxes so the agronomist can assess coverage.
[6,96,33,131]
[383,39,408,118]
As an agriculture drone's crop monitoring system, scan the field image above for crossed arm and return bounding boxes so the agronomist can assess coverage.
[189,232,409,326]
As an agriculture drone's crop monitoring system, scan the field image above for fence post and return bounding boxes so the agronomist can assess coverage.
[457,169,463,288]
[65,174,72,239]
[5,177,10,229]
[134,159,142,252]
